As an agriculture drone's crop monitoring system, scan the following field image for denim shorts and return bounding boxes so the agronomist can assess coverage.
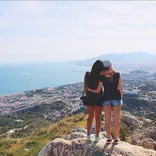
[103,99,123,107]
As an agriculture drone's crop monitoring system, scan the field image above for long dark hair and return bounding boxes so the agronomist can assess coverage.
[87,60,104,89]
[91,60,104,78]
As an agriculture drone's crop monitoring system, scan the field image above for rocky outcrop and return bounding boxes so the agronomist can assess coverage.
[121,111,143,128]
[38,126,156,156]
[131,127,156,150]
[121,111,156,150]
[38,137,156,156]
[38,112,156,156]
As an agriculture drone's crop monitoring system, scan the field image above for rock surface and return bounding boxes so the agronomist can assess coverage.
[38,137,156,156]
[121,111,156,150]
[121,111,143,128]
[38,112,156,155]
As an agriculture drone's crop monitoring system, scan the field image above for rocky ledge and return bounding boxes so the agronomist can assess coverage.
[38,129,156,156]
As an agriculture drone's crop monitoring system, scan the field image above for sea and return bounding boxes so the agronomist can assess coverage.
[0,62,90,96]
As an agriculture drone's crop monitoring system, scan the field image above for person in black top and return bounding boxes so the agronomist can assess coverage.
[84,60,114,141]
[88,60,123,144]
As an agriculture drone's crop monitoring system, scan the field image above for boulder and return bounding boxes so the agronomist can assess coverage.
[38,137,156,156]
[121,111,143,128]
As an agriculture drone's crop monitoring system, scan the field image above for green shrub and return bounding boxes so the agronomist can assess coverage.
[25,141,39,148]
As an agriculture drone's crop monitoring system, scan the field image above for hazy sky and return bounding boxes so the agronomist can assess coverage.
[0,1,156,63]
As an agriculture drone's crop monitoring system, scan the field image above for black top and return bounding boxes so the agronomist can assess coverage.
[100,72,121,101]
[85,72,103,106]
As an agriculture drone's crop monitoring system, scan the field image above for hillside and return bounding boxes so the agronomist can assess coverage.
[0,79,156,140]
[0,113,87,156]
[0,77,156,155]
[0,111,156,156]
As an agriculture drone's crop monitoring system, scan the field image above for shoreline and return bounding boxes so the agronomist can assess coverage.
[0,82,83,97]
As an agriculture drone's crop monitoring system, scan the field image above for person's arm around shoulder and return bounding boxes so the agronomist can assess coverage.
[100,68,115,75]
[118,74,123,99]
[87,81,103,93]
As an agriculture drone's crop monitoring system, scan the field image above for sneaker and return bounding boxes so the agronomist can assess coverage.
[106,136,113,144]
[94,136,101,142]
[86,135,91,141]
[113,138,120,145]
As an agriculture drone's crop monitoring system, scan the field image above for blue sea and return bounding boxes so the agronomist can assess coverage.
[0,62,90,95]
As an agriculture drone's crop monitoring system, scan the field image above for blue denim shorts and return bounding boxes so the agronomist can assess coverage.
[103,99,123,107]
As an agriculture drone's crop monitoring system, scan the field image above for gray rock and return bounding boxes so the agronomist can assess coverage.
[121,111,143,128]
[65,132,87,140]
[38,137,156,156]
[143,118,153,127]
[70,127,87,133]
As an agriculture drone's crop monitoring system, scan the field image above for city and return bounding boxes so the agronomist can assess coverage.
[0,70,155,120]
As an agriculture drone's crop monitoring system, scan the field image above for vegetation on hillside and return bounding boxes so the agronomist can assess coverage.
[0,112,131,156]
[122,97,156,121]
[0,113,87,156]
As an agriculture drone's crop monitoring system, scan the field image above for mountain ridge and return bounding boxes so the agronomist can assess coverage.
[76,52,156,66]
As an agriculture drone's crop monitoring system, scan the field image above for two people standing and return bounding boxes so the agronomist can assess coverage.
[84,59,123,144]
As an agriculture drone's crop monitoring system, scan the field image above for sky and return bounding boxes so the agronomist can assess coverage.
[0,1,156,63]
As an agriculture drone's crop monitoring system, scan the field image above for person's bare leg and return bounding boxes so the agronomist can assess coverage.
[113,106,121,139]
[104,106,112,137]
[95,106,103,136]
[87,106,95,135]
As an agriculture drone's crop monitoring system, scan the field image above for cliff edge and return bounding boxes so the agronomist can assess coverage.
[38,131,156,156]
